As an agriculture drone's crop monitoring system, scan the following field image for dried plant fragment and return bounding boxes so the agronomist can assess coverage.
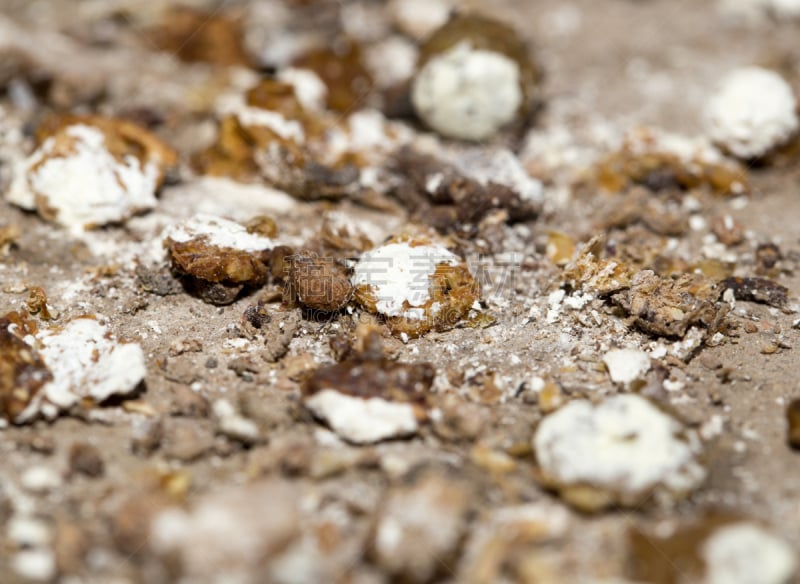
[589,128,749,196]
[293,38,372,113]
[195,75,407,202]
[353,235,480,337]
[0,315,51,421]
[562,236,634,296]
[163,214,277,305]
[7,115,177,232]
[720,276,789,309]
[533,394,706,512]
[303,328,434,443]
[710,214,745,246]
[613,270,724,338]
[755,243,782,276]
[314,214,374,256]
[145,7,253,67]
[283,251,353,312]
[0,223,19,255]
[25,286,57,321]
[393,147,541,235]
[546,231,576,266]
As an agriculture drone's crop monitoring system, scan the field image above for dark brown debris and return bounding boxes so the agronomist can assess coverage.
[283,250,354,312]
[165,237,273,306]
[243,301,271,332]
[0,223,20,254]
[293,37,372,113]
[392,148,538,237]
[710,215,745,246]
[26,285,57,320]
[588,128,749,196]
[68,442,105,478]
[0,313,51,421]
[167,239,271,287]
[145,7,253,67]
[721,276,789,309]
[136,264,184,296]
[787,398,800,450]
[303,326,434,406]
[613,271,725,338]
[755,242,782,275]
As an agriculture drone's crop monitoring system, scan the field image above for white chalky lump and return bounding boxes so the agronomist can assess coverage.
[702,523,796,584]
[276,67,328,111]
[388,0,454,40]
[17,317,146,422]
[163,213,276,253]
[304,389,418,444]
[7,124,161,232]
[449,147,544,205]
[412,41,523,141]
[533,394,705,509]
[352,240,459,320]
[705,67,798,159]
[602,348,651,386]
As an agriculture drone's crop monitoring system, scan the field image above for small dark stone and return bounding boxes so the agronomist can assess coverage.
[787,399,800,450]
[135,265,183,296]
[756,242,782,272]
[68,442,105,478]
[243,303,271,329]
[721,276,788,309]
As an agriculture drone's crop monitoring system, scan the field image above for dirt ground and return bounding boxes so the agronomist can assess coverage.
[1,0,800,583]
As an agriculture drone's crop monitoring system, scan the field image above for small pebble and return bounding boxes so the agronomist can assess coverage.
[786,399,800,450]
[68,442,105,478]
[602,348,651,386]
[20,466,63,493]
